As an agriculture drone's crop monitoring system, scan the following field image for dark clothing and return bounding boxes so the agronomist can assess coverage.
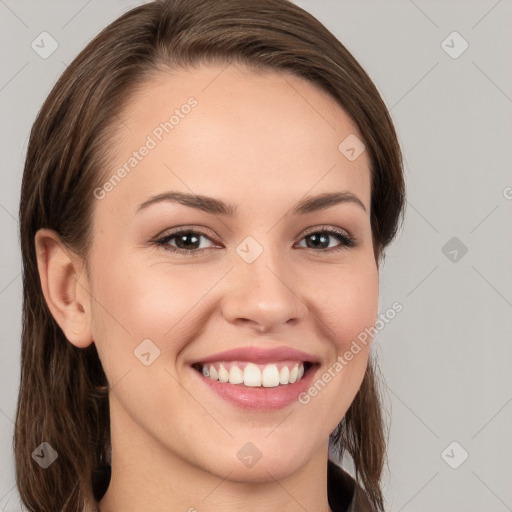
[91,459,374,511]
[327,459,374,512]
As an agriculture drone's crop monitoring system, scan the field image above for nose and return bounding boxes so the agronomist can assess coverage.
[221,248,308,333]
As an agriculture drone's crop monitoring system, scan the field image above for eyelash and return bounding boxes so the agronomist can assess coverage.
[153,226,357,256]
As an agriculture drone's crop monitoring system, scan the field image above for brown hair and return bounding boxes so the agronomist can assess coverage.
[16,1,404,510]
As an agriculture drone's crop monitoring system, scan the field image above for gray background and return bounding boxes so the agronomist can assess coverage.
[1,0,511,510]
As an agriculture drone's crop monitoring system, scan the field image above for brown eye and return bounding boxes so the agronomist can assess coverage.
[154,226,356,257]
[297,228,356,251]
[155,229,216,255]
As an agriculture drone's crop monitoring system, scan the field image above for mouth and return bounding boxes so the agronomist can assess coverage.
[191,360,316,388]
[188,345,321,410]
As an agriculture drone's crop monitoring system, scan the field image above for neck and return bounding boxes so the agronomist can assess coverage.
[99,399,333,512]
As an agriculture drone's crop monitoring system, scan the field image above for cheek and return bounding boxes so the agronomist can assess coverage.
[341,267,379,351]
[294,256,378,436]
[88,252,215,369]
[307,258,377,402]
[309,256,379,355]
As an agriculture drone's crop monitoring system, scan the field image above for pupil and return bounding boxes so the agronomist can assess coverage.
[176,233,200,250]
[308,233,328,249]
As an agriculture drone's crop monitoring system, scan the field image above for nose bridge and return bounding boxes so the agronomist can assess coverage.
[222,234,306,329]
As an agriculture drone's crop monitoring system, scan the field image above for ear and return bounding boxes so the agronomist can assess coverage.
[35,228,94,348]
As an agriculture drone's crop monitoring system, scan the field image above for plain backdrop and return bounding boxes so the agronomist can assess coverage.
[1,1,511,511]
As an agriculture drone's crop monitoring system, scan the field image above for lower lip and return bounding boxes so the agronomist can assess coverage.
[190,364,318,411]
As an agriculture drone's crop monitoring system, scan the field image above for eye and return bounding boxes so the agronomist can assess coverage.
[296,227,356,252]
[154,228,217,256]
[153,226,357,256]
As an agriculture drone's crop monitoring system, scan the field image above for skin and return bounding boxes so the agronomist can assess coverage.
[35,63,379,512]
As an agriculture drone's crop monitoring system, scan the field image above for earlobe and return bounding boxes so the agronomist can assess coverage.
[35,228,94,348]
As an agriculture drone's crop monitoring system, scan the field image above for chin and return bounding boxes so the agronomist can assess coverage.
[198,442,312,484]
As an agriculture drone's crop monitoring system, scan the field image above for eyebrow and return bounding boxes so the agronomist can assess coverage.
[136,190,367,216]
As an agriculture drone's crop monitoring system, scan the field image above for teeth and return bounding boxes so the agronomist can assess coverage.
[244,363,261,387]
[289,364,298,383]
[261,364,280,387]
[228,365,244,384]
[200,361,306,387]
[218,364,229,383]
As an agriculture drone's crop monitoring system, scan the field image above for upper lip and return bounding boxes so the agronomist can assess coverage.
[189,346,320,365]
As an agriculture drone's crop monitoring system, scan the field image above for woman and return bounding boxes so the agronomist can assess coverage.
[15,0,405,511]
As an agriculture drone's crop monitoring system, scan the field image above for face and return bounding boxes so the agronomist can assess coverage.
[84,63,378,481]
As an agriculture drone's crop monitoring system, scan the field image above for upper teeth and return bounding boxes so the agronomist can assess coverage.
[200,361,305,387]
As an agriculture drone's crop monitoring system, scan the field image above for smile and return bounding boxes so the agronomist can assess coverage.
[192,360,310,387]
[188,346,320,410]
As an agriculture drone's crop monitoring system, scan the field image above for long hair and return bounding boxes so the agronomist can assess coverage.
[15,1,405,510]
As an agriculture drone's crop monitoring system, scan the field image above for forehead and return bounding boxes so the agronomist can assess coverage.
[96,63,371,218]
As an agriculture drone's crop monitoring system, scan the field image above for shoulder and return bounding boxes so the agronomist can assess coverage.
[327,459,375,512]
